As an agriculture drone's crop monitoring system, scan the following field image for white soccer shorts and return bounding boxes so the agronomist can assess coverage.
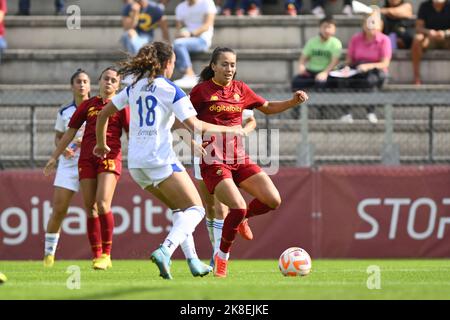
[53,165,80,192]
[129,159,186,189]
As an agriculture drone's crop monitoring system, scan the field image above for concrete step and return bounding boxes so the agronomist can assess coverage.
[2,48,450,84]
[3,15,360,50]
[7,0,399,16]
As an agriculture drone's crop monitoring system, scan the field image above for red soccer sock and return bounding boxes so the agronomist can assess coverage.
[99,211,114,256]
[87,216,102,259]
[219,208,247,253]
[246,198,273,218]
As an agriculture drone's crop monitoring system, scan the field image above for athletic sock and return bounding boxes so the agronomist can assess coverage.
[99,211,114,256]
[172,209,199,260]
[87,216,102,259]
[220,208,246,253]
[44,233,60,256]
[218,249,230,260]
[163,206,206,257]
[246,198,273,218]
[206,218,214,248]
[213,218,224,255]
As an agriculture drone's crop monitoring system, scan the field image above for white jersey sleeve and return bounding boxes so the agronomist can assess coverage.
[163,80,197,122]
[54,111,65,132]
[112,86,130,111]
[242,109,254,122]
[172,96,197,122]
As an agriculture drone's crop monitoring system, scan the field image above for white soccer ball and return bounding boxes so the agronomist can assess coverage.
[278,247,312,277]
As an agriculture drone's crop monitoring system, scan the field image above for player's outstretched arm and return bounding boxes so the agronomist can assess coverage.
[43,128,78,176]
[182,116,246,136]
[257,90,309,115]
[94,102,118,158]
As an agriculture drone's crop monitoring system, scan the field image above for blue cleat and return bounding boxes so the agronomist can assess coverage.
[150,245,173,280]
[209,255,215,268]
[187,258,213,277]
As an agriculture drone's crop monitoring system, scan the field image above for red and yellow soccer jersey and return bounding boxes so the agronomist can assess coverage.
[190,79,266,164]
[68,96,130,161]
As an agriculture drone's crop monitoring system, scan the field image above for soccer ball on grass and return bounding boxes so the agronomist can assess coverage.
[278,247,311,276]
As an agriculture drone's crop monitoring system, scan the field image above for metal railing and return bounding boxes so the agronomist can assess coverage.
[1,89,449,169]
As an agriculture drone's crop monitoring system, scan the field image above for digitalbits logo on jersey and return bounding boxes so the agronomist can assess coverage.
[278,247,312,277]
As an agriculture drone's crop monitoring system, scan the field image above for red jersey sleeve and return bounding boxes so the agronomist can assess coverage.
[68,99,88,129]
[120,106,130,133]
[240,82,266,110]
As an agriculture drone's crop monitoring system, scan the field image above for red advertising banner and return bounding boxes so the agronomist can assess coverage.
[1,166,449,259]
[0,168,313,260]
[318,166,450,258]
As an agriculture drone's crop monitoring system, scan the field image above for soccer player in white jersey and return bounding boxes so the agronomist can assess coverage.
[43,69,91,267]
[93,42,244,280]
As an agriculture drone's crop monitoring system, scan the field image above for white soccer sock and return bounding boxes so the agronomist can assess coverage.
[213,218,224,255]
[172,209,199,260]
[163,206,205,257]
[218,249,230,261]
[44,233,60,256]
[206,218,214,248]
[162,227,188,257]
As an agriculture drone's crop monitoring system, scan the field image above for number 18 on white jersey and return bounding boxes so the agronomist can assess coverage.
[112,77,197,169]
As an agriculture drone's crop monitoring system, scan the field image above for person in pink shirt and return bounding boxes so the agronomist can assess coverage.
[0,0,7,63]
[331,8,392,124]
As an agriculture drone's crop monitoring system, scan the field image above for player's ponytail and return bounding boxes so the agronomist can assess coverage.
[200,47,236,82]
[118,42,173,86]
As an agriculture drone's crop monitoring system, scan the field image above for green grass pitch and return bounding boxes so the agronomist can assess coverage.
[1,259,450,300]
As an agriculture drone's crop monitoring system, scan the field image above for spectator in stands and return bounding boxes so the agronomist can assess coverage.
[0,0,6,64]
[18,0,65,15]
[411,0,450,85]
[291,17,342,91]
[286,0,353,17]
[222,0,262,16]
[173,0,217,89]
[121,0,170,55]
[380,0,415,49]
[331,8,392,124]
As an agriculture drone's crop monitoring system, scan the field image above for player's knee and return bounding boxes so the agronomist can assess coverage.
[267,196,282,210]
[228,199,247,210]
[96,201,110,215]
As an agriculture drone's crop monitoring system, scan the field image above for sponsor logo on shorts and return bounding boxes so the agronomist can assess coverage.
[216,169,223,176]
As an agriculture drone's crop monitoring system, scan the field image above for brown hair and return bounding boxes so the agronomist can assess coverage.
[199,47,236,82]
[70,68,90,85]
[118,42,173,86]
[98,66,120,81]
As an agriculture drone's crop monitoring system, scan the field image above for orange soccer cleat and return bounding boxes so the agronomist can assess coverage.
[238,218,254,240]
[213,254,228,278]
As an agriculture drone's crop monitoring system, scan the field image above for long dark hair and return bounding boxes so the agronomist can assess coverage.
[199,47,236,82]
[70,68,89,85]
[118,42,173,86]
[98,66,119,81]
[70,68,91,98]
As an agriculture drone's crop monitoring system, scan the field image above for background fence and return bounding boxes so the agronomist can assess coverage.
[1,86,449,169]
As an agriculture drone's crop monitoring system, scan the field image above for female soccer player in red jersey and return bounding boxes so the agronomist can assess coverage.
[44,67,129,270]
[43,69,91,267]
[189,47,309,277]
